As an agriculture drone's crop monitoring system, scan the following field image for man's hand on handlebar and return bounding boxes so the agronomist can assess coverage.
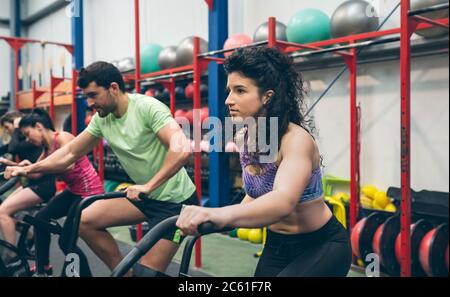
[124,184,151,201]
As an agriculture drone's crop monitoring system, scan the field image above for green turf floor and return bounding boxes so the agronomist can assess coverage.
[108,226,366,277]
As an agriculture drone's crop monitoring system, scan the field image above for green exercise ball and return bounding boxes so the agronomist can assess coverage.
[141,43,163,74]
[287,8,331,44]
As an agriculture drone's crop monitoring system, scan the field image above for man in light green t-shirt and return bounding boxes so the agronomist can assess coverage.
[10,61,197,275]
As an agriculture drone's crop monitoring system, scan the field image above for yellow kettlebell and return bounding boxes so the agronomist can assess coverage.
[237,228,250,241]
[115,182,134,191]
[248,229,263,244]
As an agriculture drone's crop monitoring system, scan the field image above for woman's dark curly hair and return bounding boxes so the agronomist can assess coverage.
[223,46,313,158]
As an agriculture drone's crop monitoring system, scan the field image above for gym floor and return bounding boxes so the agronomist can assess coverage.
[107,226,365,277]
[1,188,364,277]
[2,225,364,277]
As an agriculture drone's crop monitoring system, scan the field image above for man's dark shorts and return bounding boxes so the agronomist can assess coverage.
[129,191,199,243]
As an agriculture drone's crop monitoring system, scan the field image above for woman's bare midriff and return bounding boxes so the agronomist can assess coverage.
[269,198,333,234]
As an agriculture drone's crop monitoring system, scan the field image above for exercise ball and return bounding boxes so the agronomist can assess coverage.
[174,109,188,125]
[223,34,253,57]
[373,191,390,209]
[248,229,263,244]
[110,60,119,69]
[145,88,156,97]
[161,88,170,101]
[174,109,186,118]
[287,9,331,44]
[200,83,208,97]
[331,0,379,38]
[384,203,397,212]
[253,21,288,42]
[157,46,178,70]
[185,83,194,100]
[141,43,163,74]
[200,107,209,123]
[200,140,210,152]
[117,57,135,72]
[175,86,185,100]
[176,36,208,66]
[362,184,378,199]
[237,228,250,241]
[225,141,239,153]
[411,0,449,38]
[184,110,194,124]
[153,89,163,100]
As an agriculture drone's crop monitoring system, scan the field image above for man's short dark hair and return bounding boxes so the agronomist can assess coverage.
[78,61,126,92]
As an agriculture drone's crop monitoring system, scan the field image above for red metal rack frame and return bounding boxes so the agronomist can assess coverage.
[130,0,448,275]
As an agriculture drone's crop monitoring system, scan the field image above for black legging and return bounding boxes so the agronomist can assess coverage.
[34,190,90,276]
[254,215,352,277]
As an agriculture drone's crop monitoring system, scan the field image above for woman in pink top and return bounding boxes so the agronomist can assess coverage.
[5,109,103,276]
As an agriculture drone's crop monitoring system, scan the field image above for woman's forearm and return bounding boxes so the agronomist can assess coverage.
[222,190,296,228]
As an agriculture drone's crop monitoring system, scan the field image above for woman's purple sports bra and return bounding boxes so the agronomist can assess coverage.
[239,132,323,203]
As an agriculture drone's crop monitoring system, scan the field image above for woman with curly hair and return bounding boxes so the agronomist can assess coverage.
[176,46,352,277]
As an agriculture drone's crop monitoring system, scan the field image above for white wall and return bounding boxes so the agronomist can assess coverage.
[0,0,448,192]
[0,0,10,19]
[229,0,448,192]
[307,54,449,192]
[84,0,208,64]
[24,7,71,87]
[0,0,11,99]
[22,6,71,128]
[0,0,11,97]
[0,26,11,99]
[0,0,71,98]
[25,0,59,17]
[227,0,425,40]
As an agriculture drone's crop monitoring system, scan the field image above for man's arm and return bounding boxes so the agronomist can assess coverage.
[146,121,191,189]
[126,121,191,199]
[24,131,100,175]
